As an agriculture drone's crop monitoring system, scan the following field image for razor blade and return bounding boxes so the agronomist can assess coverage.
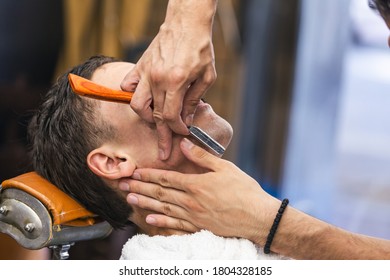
[188,126,225,156]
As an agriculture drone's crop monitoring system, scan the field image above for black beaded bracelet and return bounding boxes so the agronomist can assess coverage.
[263,198,289,254]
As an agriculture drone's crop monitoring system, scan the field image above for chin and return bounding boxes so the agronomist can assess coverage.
[167,116,233,172]
[192,103,234,151]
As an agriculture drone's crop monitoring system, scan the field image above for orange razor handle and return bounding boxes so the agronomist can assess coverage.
[68,73,133,104]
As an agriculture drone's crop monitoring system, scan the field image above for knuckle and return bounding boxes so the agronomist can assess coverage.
[188,185,204,197]
[153,110,164,123]
[176,219,186,231]
[159,172,170,187]
[130,99,142,112]
[162,202,172,215]
[169,67,187,85]
[186,182,199,194]
[150,67,165,84]
[224,159,237,170]
[203,69,217,86]
[162,110,178,122]
[182,197,194,209]
[182,196,201,212]
[154,186,165,200]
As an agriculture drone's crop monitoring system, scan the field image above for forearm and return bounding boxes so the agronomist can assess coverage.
[123,142,390,259]
[255,204,390,259]
[165,0,217,31]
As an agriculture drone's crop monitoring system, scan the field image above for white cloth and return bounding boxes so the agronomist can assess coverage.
[120,230,288,260]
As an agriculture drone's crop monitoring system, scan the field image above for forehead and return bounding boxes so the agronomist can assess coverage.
[88,61,138,132]
[91,62,135,90]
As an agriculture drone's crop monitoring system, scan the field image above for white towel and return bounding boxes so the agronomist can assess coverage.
[120,230,288,260]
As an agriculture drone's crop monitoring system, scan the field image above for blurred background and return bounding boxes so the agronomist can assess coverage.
[0,0,389,259]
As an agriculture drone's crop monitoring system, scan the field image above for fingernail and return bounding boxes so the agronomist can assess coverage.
[132,172,141,180]
[181,138,194,150]
[127,195,139,205]
[146,216,156,224]
[185,114,194,126]
[159,149,166,160]
[119,182,129,191]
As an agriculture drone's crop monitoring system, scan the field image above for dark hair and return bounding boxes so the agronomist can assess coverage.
[369,0,390,18]
[28,55,132,229]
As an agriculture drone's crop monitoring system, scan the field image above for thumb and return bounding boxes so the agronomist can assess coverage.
[180,138,222,171]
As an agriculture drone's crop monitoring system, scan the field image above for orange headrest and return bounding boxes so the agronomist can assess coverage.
[1,172,96,227]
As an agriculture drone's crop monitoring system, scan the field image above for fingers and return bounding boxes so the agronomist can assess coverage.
[180,85,203,128]
[122,178,186,204]
[128,193,199,233]
[127,192,189,222]
[145,214,199,233]
[164,86,190,135]
[155,122,172,160]
[161,66,191,134]
[129,74,155,124]
[129,204,194,236]
[149,63,189,136]
[180,69,216,126]
[163,67,216,133]
[150,80,173,160]
[131,169,190,191]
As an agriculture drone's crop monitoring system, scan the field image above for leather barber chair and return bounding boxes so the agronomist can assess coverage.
[0,172,112,260]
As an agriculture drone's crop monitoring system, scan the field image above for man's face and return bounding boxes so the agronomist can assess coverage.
[90,62,233,174]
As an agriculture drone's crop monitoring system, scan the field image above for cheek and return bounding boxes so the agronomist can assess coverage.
[118,124,160,166]
[129,130,160,164]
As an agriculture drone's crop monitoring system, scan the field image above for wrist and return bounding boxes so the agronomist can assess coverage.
[165,0,217,28]
[267,207,332,259]
[263,199,289,254]
[245,194,282,247]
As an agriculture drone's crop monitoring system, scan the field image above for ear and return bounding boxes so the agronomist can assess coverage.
[87,146,136,180]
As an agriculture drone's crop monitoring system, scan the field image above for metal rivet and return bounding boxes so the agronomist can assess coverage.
[0,206,8,215]
[24,223,35,233]
[53,224,61,232]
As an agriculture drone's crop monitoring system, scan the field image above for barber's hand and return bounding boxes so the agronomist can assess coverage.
[121,0,217,160]
[129,203,197,236]
[119,138,280,245]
